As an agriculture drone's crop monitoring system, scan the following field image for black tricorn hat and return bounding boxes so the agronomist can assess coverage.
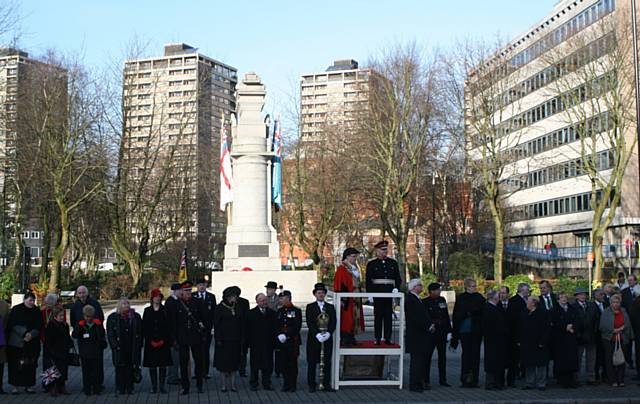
[313,283,328,294]
[342,247,360,260]
[223,287,239,299]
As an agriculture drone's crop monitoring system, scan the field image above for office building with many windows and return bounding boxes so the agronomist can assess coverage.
[466,0,640,266]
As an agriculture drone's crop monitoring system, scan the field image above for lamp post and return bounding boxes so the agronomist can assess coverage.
[632,0,640,202]
[431,173,437,274]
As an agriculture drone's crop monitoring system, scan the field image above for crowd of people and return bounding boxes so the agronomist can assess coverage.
[0,279,337,396]
[0,241,638,397]
[406,276,640,392]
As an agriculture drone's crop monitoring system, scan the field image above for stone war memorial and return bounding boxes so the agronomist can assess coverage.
[211,72,316,302]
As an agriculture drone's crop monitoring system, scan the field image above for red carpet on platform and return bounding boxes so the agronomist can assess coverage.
[341,340,401,349]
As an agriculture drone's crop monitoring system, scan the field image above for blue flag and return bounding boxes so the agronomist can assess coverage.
[272,119,283,210]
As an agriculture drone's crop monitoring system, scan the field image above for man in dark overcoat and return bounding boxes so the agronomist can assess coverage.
[482,290,508,390]
[405,278,433,392]
[246,293,277,391]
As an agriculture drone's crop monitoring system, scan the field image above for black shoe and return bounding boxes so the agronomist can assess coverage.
[409,388,423,393]
[289,388,296,393]
[281,387,289,392]
[522,386,533,390]
[263,385,273,391]
[440,382,451,387]
[197,387,204,394]
[324,387,336,392]
[221,388,228,393]
[384,339,394,345]
[538,387,546,391]
[181,389,189,395]
[150,388,157,394]
[374,339,381,345]
[424,384,431,390]
[159,386,167,394]
[205,374,211,380]
[250,386,258,391]
[309,386,316,393]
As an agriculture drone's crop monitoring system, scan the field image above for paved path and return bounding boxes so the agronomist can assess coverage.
[2,302,640,403]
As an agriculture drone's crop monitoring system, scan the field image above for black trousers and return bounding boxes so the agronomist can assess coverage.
[250,367,272,388]
[485,369,505,389]
[96,350,104,387]
[307,348,332,388]
[506,340,520,385]
[460,333,482,386]
[274,349,282,376]
[373,298,393,341]
[80,357,101,394]
[115,365,134,394]
[280,342,298,390]
[603,340,627,385]
[179,344,204,391]
[595,338,607,380]
[409,352,428,390]
[426,339,447,384]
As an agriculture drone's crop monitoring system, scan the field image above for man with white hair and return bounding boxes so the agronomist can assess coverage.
[405,278,434,392]
[506,282,530,386]
[70,285,105,391]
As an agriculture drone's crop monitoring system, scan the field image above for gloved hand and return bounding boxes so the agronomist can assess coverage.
[322,332,331,342]
[277,334,287,344]
[392,288,398,293]
[316,333,323,342]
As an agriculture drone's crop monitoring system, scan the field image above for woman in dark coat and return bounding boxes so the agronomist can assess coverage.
[73,304,106,396]
[552,293,579,388]
[107,298,142,395]
[214,287,244,392]
[142,288,172,394]
[520,296,551,390]
[43,306,74,396]
[6,292,42,394]
[451,277,485,387]
[482,290,508,390]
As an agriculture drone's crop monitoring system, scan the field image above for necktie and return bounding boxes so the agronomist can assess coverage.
[546,296,551,309]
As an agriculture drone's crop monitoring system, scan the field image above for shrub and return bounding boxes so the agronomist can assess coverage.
[502,274,540,297]
[0,270,15,300]
[99,274,136,300]
[448,251,491,280]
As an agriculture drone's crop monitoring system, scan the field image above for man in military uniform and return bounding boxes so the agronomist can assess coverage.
[175,281,206,395]
[305,283,336,392]
[275,290,302,392]
[192,278,216,378]
[423,282,452,387]
[366,240,402,345]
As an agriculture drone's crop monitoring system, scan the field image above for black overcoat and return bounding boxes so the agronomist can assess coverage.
[551,305,579,372]
[482,302,508,372]
[519,307,551,368]
[245,306,277,370]
[142,305,173,367]
[572,300,600,345]
[405,293,432,354]
[106,311,142,367]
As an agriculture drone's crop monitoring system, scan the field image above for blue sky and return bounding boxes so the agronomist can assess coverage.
[19,0,557,110]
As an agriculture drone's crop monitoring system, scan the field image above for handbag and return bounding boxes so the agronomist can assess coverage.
[67,346,81,367]
[612,336,625,366]
[8,325,27,348]
[133,366,143,384]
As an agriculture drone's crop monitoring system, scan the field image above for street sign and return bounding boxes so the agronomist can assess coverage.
[587,252,594,262]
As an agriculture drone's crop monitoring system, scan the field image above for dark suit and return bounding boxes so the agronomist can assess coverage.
[305,301,336,389]
[573,300,599,382]
[174,298,205,393]
[246,306,277,389]
[506,294,527,385]
[482,302,508,389]
[405,292,433,391]
[452,292,485,387]
[593,299,608,381]
[423,295,451,385]
[192,291,216,374]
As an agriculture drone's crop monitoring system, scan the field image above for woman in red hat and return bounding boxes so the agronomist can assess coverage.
[142,288,172,394]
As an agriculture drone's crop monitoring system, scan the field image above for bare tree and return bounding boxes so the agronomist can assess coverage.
[544,11,638,282]
[348,43,443,281]
[454,38,532,283]
[103,46,199,291]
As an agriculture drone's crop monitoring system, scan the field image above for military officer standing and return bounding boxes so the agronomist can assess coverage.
[175,281,206,395]
[366,240,402,345]
[423,282,452,387]
[276,291,302,392]
[192,278,216,378]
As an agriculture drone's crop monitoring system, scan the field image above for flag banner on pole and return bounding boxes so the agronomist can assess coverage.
[178,248,188,283]
[272,119,283,210]
[219,121,233,211]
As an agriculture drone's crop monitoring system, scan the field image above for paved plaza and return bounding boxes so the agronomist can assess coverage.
[3,326,640,403]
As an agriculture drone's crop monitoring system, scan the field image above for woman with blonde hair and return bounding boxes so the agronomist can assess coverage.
[107,298,142,395]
